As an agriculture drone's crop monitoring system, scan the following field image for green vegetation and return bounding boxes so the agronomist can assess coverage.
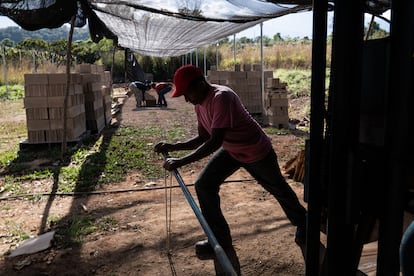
[0,85,24,99]
[4,220,30,241]
[0,125,188,196]
[276,69,312,98]
[52,215,119,247]
[96,216,119,232]
[56,215,96,246]
[0,25,90,44]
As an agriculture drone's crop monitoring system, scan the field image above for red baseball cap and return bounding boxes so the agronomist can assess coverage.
[171,65,203,97]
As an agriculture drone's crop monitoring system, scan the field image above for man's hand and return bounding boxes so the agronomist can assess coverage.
[163,158,183,171]
[154,142,174,153]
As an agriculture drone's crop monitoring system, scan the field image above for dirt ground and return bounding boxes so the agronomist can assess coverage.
[0,87,310,275]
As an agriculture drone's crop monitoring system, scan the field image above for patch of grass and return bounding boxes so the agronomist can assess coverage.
[274,68,331,99]
[47,215,61,229]
[19,169,54,180]
[0,146,18,168]
[56,215,95,247]
[1,204,11,211]
[2,175,25,195]
[4,220,30,241]
[0,122,26,157]
[1,123,190,196]
[101,126,187,184]
[0,85,25,100]
[2,171,54,196]
[0,98,24,119]
[96,216,119,232]
[264,127,290,136]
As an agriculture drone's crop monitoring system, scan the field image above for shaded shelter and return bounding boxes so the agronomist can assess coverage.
[0,0,311,57]
[4,1,414,276]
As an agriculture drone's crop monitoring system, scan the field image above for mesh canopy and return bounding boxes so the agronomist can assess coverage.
[0,0,392,56]
[1,0,312,56]
[89,0,310,56]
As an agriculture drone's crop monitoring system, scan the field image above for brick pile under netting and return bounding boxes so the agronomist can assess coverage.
[206,63,289,129]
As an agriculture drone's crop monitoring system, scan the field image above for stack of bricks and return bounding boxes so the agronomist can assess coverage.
[23,63,113,144]
[206,63,273,114]
[264,78,289,128]
[74,64,112,134]
[24,73,86,143]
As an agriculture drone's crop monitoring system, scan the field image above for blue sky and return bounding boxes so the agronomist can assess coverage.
[237,11,325,39]
[236,10,390,39]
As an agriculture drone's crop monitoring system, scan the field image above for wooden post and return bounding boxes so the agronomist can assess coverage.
[2,45,8,98]
[61,15,76,157]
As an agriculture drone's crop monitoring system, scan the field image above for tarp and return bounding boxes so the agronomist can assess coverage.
[0,0,311,57]
[125,49,145,82]
[0,0,391,57]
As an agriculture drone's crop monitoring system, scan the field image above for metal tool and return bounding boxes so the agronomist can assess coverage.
[161,151,237,276]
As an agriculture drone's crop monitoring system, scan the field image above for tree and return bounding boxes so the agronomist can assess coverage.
[365,21,388,39]
[1,38,14,47]
[72,39,100,64]
[238,36,253,45]
[273,33,284,42]
[16,38,48,52]
[177,0,202,17]
[49,40,68,64]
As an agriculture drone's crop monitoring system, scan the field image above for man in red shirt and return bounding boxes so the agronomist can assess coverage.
[152,82,173,107]
[154,65,307,275]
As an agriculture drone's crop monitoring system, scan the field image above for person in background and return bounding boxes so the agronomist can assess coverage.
[129,80,151,108]
[154,65,307,275]
[152,82,173,107]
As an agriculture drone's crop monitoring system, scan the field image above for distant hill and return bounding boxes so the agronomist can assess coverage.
[0,25,90,44]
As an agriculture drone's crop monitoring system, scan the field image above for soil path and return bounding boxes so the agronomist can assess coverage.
[0,89,307,275]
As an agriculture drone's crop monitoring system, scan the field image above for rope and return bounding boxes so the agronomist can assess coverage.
[164,171,177,276]
[0,179,255,201]
[161,152,238,276]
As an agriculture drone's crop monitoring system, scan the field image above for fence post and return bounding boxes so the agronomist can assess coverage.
[2,45,8,98]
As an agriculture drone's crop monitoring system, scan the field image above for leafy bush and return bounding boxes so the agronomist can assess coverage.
[0,84,24,99]
[275,69,311,98]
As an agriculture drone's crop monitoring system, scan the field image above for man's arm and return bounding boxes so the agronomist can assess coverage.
[175,125,210,150]
[162,127,226,170]
[154,124,209,153]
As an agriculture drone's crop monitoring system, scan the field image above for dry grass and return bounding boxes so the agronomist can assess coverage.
[0,100,26,154]
[219,42,314,70]
[220,41,332,71]
[0,60,66,85]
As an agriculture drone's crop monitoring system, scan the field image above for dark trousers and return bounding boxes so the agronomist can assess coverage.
[157,86,172,106]
[195,148,307,247]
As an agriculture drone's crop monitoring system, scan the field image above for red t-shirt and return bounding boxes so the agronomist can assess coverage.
[195,84,272,163]
[155,82,171,92]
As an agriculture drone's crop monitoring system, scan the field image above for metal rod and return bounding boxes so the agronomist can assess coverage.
[161,152,237,276]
